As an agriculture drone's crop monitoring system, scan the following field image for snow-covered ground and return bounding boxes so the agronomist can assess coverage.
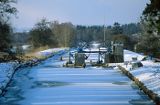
[1,48,159,98]
[37,48,68,57]
[0,62,19,94]
[121,50,160,96]
[0,48,67,95]
[124,50,146,61]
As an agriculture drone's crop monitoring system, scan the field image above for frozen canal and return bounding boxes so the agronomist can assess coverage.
[0,52,155,105]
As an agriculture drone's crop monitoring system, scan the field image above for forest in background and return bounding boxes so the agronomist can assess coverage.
[13,21,141,50]
[0,0,160,58]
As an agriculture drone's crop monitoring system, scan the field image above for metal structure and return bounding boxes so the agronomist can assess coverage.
[65,41,124,68]
[110,42,124,63]
[74,53,86,68]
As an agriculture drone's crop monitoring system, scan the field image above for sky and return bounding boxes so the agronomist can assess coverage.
[12,0,149,31]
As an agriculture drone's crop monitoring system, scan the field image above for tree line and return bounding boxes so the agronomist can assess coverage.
[26,20,141,50]
[28,19,76,48]
[1,0,160,58]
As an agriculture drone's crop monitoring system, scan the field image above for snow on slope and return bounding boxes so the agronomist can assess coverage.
[124,50,146,61]
[122,50,160,96]
[37,48,68,57]
[0,48,67,94]
[0,62,19,94]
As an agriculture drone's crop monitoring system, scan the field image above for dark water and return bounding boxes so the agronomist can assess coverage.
[0,53,155,105]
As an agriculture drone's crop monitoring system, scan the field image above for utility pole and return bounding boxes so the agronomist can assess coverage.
[103,22,106,46]
[103,7,106,47]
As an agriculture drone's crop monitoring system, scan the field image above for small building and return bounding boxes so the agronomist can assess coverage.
[105,42,124,63]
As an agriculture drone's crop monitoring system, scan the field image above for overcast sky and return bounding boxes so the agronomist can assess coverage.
[12,0,149,31]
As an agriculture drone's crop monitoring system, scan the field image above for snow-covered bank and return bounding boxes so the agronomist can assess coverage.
[0,62,19,95]
[0,48,67,96]
[37,48,68,57]
[119,50,160,103]
[128,61,160,95]
[124,50,146,61]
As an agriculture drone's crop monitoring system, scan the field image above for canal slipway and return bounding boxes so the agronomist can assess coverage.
[0,52,155,105]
